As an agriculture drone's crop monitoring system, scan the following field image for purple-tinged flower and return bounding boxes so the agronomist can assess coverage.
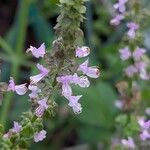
[7,77,27,95]
[78,59,100,78]
[57,74,90,88]
[75,46,90,58]
[3,132,12,139]
[34,130,47,142]
[138,117,150,130]
[139,69,149,80]
[114,100,124,109]
[26,43,45,58]
[12,121,22,133]
[135,61,147,71]
[127,22,139,39]
[134,61,149,80]
[28,85,41,99]
[125,65,137,77]
[71,74,90,88]
[119,47,131,61]
[113,0,128,13]
[35,98,48,117]
[133,47,146,61]
[67,95,82,114]
[30,64,49,84]
[140,130,150,141]
[110,14,124,26]
[145,107,150,115]
[121,137,135,149]
[62,83,72,98]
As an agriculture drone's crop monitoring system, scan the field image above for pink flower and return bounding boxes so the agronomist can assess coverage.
[139,69,149,80]
[67,95,82,114]
[71,74,90,88]
[110,14,124,26]
[134,61,149,80]
[30,64,49,84]
[113,0,128,13]
[135,61,147,71]
[57,74,90,98]
[138,117,150,141]
[138,117,150,130]
[127,22,139,39]
[119,47,131,61]
[26,43,45,58]
[121,137,135,149]
[57,74,90,88]
[78,59,100,78]
[75,46,90,58]
[35,98,48,117]
[133,47,146,61]
[28,85,41,99]
[140,130,150,141]
[12,121,22,133]
[145,107,150,115]
[114,100,124,109]
[7,77,27,95]
[125,65,137,77]
[34,130,47,142]
[62,83,72,98]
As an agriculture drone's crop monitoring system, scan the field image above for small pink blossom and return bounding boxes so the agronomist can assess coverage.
[121,137,135,149]
[139,69,149,80]
[34,130,47,142]
[28,85,41,99]
[75,46,90,58]
[140,130,150,141]
[30,64,49,84]
[114,100,124,109]
[12,121,22,133]
[113,0,128,13]
[135,61,147,71]
[133,47,146,61]
[71,74,90,88]
[127,22,139,39]
[3,132,12,139]
[57,74,90,88]
[145,107,150,115]
[138,117,150,130]
[62,83,72,98]
[110,14,124,26]
[119,47,131,61]
[7,77,27,95]
[134,61,149,80]
[125,65,137,77]
[35,98,48,117]
[67,95,82,114]
[26,43,45,58]
[78,59,100,78]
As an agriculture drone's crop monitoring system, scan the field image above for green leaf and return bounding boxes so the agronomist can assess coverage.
[21,124,34,138]
[76,82,118,128]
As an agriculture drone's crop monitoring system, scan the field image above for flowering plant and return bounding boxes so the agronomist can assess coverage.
[0,0,100,149]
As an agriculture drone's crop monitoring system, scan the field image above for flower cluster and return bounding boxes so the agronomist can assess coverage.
[138,117,150,141]
[3,122,22,139]
[1,0,101,148]
[119,46,149,80]
[57,47,100,114]
[110,0,128,26]
[121,137,135,149]
[34,130,47,143]
[4,43,49,143]
[111,0,150,149]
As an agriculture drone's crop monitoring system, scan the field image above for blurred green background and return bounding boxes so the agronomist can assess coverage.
[0,0,150,149]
